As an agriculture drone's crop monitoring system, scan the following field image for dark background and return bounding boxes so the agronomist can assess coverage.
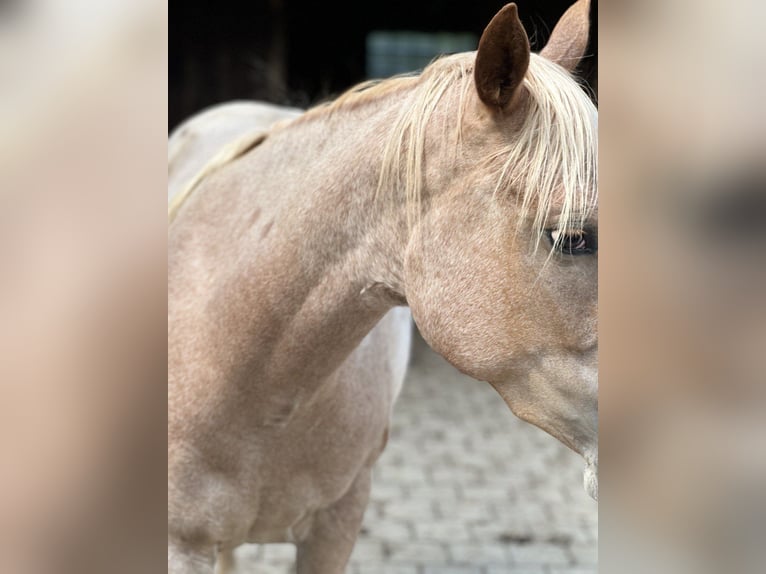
[169,0,597,130]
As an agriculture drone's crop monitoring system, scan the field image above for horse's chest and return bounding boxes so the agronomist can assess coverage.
[245,380,390,542]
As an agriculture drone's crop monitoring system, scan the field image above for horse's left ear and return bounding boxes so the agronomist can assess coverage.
[540,0,591,72]
[474,3,531,109]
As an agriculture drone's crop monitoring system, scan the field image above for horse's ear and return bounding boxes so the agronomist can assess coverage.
[474,3,531,109]
[540,0,591,72]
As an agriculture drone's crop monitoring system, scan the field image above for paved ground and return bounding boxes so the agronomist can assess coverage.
[228,332,597,573]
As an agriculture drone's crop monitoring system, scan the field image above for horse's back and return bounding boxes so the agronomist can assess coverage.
[168,101,303,203]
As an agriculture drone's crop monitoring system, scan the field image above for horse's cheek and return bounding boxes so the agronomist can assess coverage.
[403,214,519,382]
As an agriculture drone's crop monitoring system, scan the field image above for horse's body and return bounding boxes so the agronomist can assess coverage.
[169,3,597,573]
[168,102,412,570]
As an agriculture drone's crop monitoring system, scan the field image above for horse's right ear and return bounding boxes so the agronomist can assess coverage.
[474,3,531,109]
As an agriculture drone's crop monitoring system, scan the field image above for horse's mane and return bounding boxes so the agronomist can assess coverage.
[371,52,597,242]
[493,54,597,244]
[168,130,267,224]
[169,52,597,242]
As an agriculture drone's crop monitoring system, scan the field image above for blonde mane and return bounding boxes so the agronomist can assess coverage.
[494,54,598,244]
[168,130,267,224]
[375,52,597,242]
[169,52,597,242]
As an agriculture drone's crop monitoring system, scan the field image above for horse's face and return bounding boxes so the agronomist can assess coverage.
[405,1,598,498]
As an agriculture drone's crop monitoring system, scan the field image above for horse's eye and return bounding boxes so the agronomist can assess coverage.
[547,228,597,255]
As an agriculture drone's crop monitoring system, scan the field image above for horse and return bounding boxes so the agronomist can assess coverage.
[168,2,597,573]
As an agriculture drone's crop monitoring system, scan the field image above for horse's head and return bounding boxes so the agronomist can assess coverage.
[402,1,598,498]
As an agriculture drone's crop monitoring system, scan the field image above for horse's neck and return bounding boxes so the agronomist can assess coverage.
[168,96,412,404]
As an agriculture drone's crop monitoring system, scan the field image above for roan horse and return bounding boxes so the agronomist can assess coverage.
[168,2,597,572]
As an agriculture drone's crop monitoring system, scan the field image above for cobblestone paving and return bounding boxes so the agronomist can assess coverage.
[228,333,597,573]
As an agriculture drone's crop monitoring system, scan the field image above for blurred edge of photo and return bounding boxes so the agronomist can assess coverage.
[1,0,765,572]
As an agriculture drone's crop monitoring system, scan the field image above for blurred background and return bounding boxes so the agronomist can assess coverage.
[169,0,597,129]
[599,1,766,572]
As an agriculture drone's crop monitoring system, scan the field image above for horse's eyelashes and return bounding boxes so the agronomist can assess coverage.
[547,228,597,256]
